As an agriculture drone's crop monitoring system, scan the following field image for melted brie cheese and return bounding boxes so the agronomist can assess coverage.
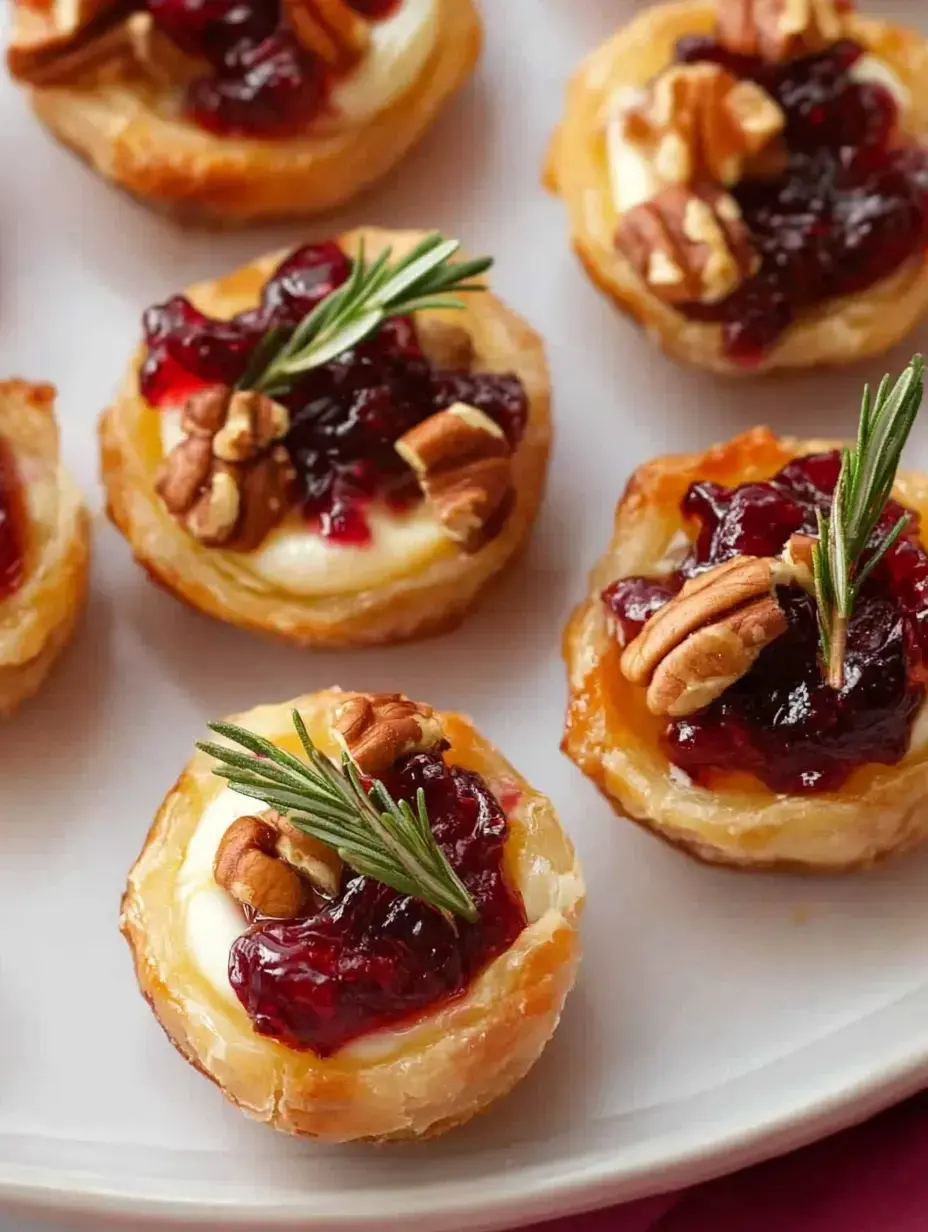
[331,0,440,124]
[159,409,454,595]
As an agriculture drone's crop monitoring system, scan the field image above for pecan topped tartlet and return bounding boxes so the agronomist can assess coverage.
[100,228,550,648]
[546,0,928,374]
[563,358,928,871]
[0,381,90,717]
[6,0,481,223]
[121,688,584,1140]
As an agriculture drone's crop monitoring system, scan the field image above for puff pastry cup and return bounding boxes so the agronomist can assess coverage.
[545,0,928,375]
[0,380,90,717]
[121,688,585,1142]
[100,226,550,648]
[7,0,482,224]
[563,425,928,873]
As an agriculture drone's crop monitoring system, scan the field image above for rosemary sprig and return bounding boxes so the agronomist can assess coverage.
[197,711,478,923]
[242,233,493,398]
[813,355,925,690]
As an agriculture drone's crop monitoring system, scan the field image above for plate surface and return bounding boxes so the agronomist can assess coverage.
[3,1,928,1228]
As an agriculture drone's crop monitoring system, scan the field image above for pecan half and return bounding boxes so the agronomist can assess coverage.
[620,553,813,717]
[156,385,296,552]
[617,183,759,305]
[214,811,342,917]
[622,64,785,188]
[332,693,445,777]
[395,403,514,551]
[8,0,131,85]
[717,0,849,63]
[282,0,369,68]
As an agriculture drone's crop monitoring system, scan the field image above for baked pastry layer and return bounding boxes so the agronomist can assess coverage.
[563,427,928,871]
[545,2,928,375]
[100,226,550,648]
[19,0,481,224]
[121,688,585,1141]
[0,380,90,717]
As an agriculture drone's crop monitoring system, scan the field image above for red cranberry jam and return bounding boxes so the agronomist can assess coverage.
[146,0,397,138]
[0,438,26,602]
[228,751,526,1056]
[673,38,928,365]
[141,243,527,546]
[603,451,928,793]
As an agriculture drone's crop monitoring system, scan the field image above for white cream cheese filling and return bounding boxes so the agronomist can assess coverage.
[159,408,453,595]
[330,0,440,124]
[178,785,439,1060]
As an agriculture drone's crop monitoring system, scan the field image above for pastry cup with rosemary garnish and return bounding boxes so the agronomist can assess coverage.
[545,0,928,374]
[100,227,550,648]
[0,380,90,717]
[7,0,482,225]
[563,359,928,872]
[120,688,585,1142]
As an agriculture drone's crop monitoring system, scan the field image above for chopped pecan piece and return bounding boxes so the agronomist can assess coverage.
[282,0,369,68]
[717,0,849,63]
[621,63,785,188]
[620,553,813,717]
[214,812,342,918]
[617,183,759,305]
[395,403,514,551]
[156,386,296,552]
[332,693,445,777]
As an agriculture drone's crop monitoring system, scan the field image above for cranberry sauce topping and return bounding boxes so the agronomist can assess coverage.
[603,452,928,793]
[229,751,527,1056]
[674,38,928,365]
[142,243,527,546]
[147,0,396,138]
[0,438,27,602]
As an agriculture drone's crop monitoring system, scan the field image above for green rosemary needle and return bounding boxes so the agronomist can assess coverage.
[813,354,925,690]
[197,711,478,923]
[238,233,493,398]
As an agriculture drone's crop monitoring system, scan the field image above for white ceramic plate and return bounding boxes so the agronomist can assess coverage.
[3,1,928,1228]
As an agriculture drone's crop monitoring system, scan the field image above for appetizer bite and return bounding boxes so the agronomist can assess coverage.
[0,381,90,716]
[121,688,584,1141]
[563,358,928,870]
[546,0,928,374]
[7,0,481,224]
[100,228,549,647]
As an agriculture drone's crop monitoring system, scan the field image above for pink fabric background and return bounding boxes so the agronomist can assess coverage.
[526,1092,928,1231]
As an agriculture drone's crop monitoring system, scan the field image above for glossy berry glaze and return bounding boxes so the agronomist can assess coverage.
[147,0,399,137]
[229,750,527,1055]
[603,452,928,793]
[673,38,928,365]
[141,243,527,545]
[0,438,27,602]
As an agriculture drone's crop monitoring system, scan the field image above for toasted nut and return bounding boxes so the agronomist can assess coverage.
[415,319,475,371]
[620,553,813,716]
[617,183,759,305]
[783,532,816,571]
[214,816,307,918]
[333,693,445,777]
[8,5,132,85]
[272,814,343,898]
[717,0,849,62]
[625,64,785,188]
[396,403,513,551]
[157,384,296,552]
[283,0,369,67]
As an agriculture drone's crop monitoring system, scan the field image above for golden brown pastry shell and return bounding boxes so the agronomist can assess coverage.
[0,380,90,717]
[19,0,481,225]
[120,688,585,1142]
[100,227,550,648]
[563,427,928,872]
[545,2,928,375]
